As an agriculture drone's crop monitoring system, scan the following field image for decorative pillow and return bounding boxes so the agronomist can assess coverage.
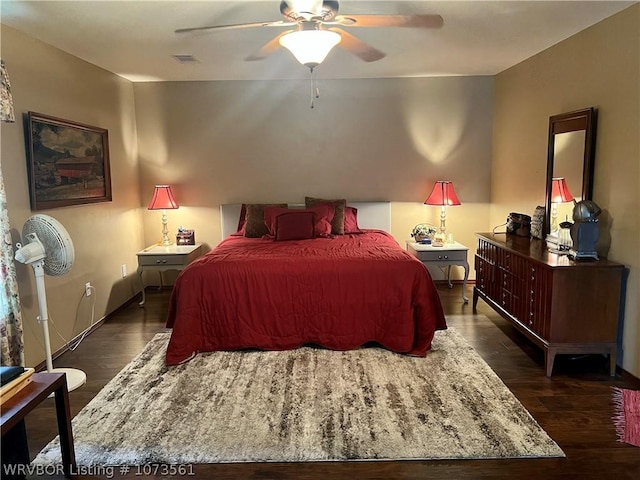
[236,204,248,233]
[274,211,316,241]
[264,204,335,238]
[344,206,363,234]
[305,196,346,235]
[531,206,546,239]
[243,203,287,238]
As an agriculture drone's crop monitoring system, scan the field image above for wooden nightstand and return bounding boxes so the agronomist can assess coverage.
[136,243,203,307]
[406,240,469,303]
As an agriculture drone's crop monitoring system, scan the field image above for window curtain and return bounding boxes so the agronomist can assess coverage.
[0,59,24,366]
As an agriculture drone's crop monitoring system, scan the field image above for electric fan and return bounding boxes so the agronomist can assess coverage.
[14,214,86,391]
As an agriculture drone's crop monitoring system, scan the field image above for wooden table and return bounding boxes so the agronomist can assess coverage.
[1,372,76,478]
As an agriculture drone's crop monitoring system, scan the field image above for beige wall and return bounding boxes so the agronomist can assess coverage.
[134,77,494,278]
[493,5,640,376]
[1,26,143,367]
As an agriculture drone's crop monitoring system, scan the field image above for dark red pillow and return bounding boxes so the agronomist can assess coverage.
[264,204,335,238]
[344,206,363,234]
[274,211,316,241]
[305,197,346,235]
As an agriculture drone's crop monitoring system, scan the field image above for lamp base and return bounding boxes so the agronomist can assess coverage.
[160,209,172,246]
[439,206,447,235]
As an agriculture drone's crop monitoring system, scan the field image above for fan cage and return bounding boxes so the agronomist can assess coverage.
[22,215,75,276]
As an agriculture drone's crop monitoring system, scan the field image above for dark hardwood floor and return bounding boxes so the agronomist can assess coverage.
[19,284,640,479]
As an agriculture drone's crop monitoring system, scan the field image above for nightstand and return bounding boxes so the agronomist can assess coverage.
[136,243,203,307]
[406,240,469,303]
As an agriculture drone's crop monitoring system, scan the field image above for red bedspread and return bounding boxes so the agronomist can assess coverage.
[165,230,447,365]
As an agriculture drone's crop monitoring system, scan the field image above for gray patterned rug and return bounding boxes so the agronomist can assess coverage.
[35,327,564,464]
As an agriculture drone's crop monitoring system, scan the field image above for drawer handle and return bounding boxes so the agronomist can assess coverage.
[156,260,161,264]
[437,255,449,260]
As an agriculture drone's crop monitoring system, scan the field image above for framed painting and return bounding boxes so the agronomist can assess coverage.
[25,112,112,210]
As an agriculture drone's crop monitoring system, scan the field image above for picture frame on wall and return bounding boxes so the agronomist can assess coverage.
[25,111,112,210]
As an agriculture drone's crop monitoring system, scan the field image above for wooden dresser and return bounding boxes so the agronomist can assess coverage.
[473,233,624,376]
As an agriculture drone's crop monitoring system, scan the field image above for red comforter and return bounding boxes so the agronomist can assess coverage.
[165,230,447,365]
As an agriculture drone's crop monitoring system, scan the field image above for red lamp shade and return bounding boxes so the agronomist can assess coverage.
[424,181,461,206]
[148,185,179,210]
[551,177,573,203]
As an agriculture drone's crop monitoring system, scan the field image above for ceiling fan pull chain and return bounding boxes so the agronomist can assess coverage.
[309,67,315,109]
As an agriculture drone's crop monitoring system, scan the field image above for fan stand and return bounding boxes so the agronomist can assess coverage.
[32,260,87,392]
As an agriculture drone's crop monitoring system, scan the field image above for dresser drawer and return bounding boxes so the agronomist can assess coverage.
[414,249,467,262]
[138,254,189,266]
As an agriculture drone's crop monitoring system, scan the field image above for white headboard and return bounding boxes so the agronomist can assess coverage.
[220,202,391,239]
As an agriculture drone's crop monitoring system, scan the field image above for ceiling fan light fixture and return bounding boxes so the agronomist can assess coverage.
[279,29,341,67]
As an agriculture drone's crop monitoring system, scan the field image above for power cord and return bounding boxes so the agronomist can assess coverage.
[492,221,507,234]
[68,285,96,350]
[23,283,97,355]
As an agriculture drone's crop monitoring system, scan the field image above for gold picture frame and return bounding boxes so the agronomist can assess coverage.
[25,111,112,210]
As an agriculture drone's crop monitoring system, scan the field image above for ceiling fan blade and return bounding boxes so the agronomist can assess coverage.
[328,28,385,63]
[175,20,291,34]
[333,14,444,29]
[245,30,295,61]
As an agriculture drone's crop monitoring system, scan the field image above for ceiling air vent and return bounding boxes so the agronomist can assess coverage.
[172,54,200,64]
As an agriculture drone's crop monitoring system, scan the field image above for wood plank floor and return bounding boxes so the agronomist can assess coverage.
[20,285,640,479]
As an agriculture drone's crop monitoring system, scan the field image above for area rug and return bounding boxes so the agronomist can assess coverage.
[35,328,564,464]
[613,387,640,447]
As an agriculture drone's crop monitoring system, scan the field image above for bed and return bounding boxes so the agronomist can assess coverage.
[165,202,447,365]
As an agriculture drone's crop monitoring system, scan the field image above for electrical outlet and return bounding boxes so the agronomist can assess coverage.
[121,264,127,278]
[85,282,92,297]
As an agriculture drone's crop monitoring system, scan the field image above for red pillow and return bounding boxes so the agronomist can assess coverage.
[344,206,363,234]
[264,204,335,238]
[274,211,316,241]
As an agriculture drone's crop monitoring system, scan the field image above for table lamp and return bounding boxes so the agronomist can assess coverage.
[147,185,179,246]
[424,181,461,236]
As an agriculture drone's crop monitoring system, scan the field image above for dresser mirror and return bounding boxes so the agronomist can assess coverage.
[544,107,597,235]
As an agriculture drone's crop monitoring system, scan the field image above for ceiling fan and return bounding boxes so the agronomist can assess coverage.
[175,0,444,67]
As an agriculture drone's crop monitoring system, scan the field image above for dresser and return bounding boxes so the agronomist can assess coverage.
[473,233,624,376]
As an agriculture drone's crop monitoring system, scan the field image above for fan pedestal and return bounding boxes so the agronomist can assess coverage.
[33,261,87,394]
[51,368,87,392]
[14,215,86,394]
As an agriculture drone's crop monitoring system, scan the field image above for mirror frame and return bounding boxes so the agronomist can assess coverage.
[544,107,597,235]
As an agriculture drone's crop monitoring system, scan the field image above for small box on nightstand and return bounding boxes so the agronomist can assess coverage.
[176,230,195,245]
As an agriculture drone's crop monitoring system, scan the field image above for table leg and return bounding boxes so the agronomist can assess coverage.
[137,266,146,307]
[447,266,453,288]
[545,348,557,377]
[609,346,618,376]
[54,384,76,477]
[1,419,29,480]
[461,261,469,303]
